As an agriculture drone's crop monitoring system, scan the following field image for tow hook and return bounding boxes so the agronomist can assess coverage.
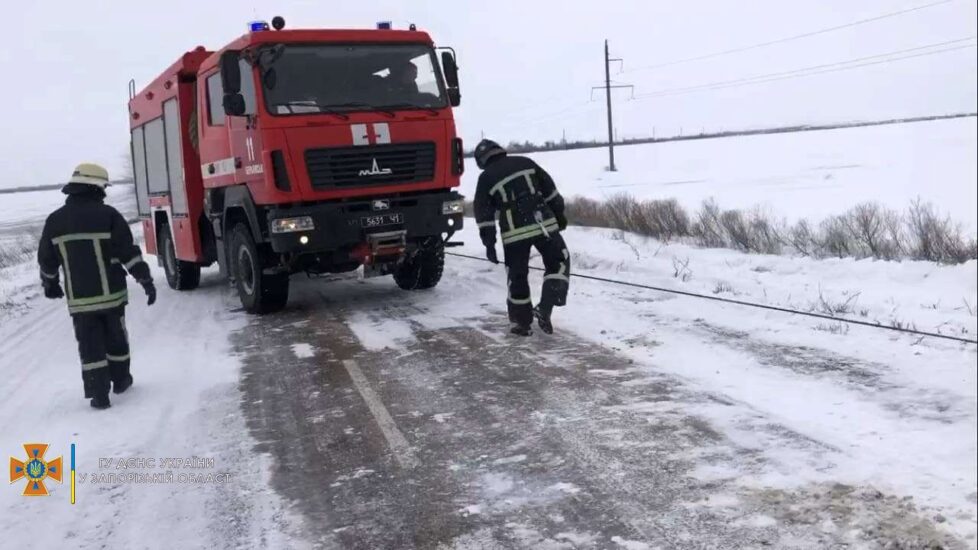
[442,231,464,248]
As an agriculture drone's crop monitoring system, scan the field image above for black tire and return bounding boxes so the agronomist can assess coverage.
[160,223,201,291]
[393,244,444,290]
[229,223,289,314]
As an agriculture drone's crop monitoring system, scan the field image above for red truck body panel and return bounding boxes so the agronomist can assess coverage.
[128,26,461,265]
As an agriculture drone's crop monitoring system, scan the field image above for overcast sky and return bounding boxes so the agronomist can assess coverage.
[2,0,975,188]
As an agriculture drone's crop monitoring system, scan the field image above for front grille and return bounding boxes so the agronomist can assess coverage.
[305,142,436,188]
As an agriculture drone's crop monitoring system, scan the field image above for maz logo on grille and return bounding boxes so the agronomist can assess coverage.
[305,142,435,188]
[359,158,393,177]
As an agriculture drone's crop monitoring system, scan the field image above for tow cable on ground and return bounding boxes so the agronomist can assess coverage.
[446,251,978,345]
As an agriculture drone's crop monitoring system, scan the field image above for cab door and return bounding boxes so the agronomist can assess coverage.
[227,59,268,201]
[197,69,235,189]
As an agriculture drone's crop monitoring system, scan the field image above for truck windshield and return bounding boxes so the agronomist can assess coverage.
[259,44,447,115]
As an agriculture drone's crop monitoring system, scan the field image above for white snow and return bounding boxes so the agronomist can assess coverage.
[433,412,455,424]
[462,117,978,233]
[548,482,582,495]
[290,342,315,359]
[611,535,653,550]
[346,311,416,350]
[492,454,528,465]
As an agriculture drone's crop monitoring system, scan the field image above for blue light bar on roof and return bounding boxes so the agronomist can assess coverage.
[377,21,392,30]
[250,20,270,32]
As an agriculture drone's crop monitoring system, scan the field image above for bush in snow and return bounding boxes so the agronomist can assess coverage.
[906,199,976,263]
[815,215,853,259]
[691,199,726,248]
[0,235,37,270]
[841,203,904,260]
[560,194,975,264]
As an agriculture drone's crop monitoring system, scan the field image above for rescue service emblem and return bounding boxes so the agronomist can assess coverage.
[9,443,63,496]
[371,199,391,211]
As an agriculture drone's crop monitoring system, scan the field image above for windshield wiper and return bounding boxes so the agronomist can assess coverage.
[278,101,350,120]
[381,103,441,116]
[329,102,396,118]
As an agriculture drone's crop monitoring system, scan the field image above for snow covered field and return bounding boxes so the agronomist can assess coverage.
[0,184,135,246]
[0,124,975,548]
[462,117,978,233]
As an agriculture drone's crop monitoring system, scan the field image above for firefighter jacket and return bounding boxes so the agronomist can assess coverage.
[473,154,566,246]
[38,191,151,315]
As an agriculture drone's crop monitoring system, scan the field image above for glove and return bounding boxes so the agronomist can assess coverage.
[140,280,157,306]
[485,244,499,264]
[43,281,64,300]
[556,213,568,231]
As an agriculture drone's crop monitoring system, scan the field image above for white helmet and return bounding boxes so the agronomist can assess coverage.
[67,163,110,189]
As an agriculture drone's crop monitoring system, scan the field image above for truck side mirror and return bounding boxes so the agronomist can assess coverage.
[441,51,459,88]
[220,51,242,93]
[446,88,461,107]
[220,50,246,116]
[223,94,246,117]
[441,51,461,107]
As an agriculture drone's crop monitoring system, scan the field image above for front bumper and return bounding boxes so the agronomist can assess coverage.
[266,191,464,254]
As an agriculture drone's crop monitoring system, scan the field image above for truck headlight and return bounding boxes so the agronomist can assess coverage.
[442,200,464,215]
[271,216,315,233]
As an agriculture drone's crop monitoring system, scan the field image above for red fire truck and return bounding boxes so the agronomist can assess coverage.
[127,17,465,313]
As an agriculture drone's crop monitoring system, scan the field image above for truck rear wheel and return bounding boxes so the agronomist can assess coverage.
[393,244,444,290]
[230,223,289,314]
[160,223,201,291]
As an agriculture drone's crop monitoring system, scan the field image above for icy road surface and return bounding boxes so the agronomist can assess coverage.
[236,279,973,549]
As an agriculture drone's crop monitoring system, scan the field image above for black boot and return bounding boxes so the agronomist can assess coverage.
[510,323,532,337]
[533,306,554,335]
[113,374,133,394]
[83,367,112,407]
[90,395,111,409]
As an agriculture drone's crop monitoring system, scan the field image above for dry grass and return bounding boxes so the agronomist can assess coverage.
[0,234,38,270]
[562,194,975,264]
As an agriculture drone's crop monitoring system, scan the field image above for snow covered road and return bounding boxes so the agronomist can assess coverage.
[1,219,975,549]
[226,250,974,549]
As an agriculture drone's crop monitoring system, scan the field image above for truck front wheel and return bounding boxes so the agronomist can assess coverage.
[160,223,201,291]
[229,223,289,314]
[393,243,444,291]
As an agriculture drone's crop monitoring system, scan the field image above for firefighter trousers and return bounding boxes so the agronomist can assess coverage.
[504,232,571,327]
[72,306,131,399]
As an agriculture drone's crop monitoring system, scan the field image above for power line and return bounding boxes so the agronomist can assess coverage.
[446,252,978,345]
[491,100,594,130]
[625,0,957,73]
[631,38,976,100]
[486,45,975,141]
[493,40,975,131]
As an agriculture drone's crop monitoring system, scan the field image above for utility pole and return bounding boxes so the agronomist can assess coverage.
[591,40,633,172]
[604,40,616,171]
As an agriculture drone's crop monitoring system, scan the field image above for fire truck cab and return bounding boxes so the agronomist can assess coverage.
[127,17,465,313]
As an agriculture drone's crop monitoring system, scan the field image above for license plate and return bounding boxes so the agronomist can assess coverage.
[360,213,403,228]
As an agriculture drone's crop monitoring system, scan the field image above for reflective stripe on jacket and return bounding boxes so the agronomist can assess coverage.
[473,154,565,245]
[38,193,151,315]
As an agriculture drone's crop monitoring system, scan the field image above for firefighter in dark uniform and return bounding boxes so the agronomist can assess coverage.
[37,163,156,409]
[473,140,571,336]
